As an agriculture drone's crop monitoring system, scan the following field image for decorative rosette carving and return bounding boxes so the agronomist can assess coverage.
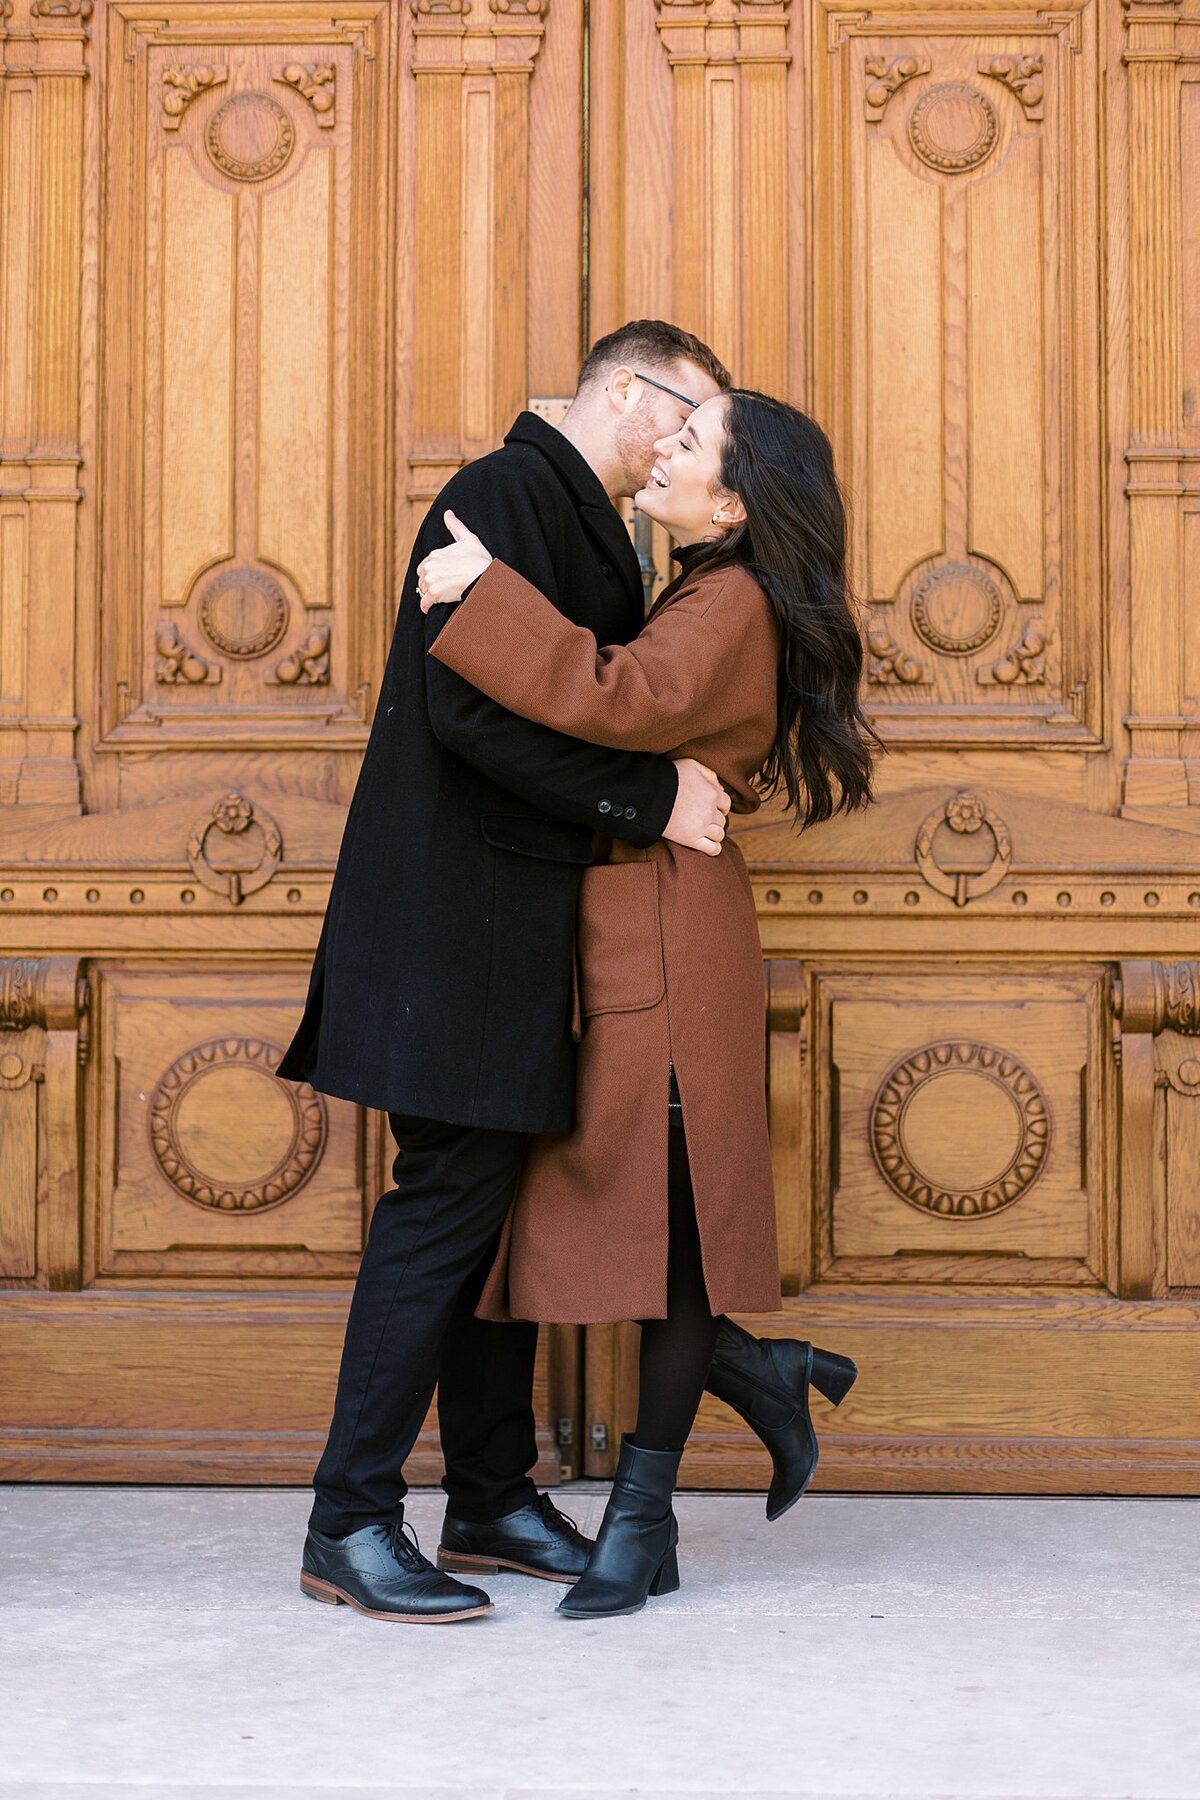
[206,93,295,183]
[149,1038,327,1213]
[908,82,998,174]
[870,1040,1051,1217]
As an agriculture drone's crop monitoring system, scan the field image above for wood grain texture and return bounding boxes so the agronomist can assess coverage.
[3,0,1200,1493]
[0,1291,560,1486]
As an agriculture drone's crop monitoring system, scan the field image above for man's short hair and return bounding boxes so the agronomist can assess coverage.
[577,319,732,395]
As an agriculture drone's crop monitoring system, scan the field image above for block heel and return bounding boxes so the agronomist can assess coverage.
[707,1319,861,1520]
[810,1347,858,1407]
[555,1436,683,1619]
[649,1545,680,1596]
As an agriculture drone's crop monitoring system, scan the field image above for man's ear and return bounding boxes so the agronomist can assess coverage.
[606,366,637,413]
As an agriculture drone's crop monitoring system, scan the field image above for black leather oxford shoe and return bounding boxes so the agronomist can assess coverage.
[301,1518,493,1623]
[438,1491,593,1583]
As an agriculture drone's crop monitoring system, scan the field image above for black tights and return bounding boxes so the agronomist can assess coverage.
[634,1125,720,1453]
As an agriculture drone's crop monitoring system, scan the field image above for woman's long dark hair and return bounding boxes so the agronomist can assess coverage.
[700,389,880,827]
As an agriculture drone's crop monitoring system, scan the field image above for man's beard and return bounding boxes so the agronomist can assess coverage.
[614,409,659,496]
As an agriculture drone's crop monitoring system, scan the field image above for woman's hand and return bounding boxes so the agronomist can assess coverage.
[417,511,493,613]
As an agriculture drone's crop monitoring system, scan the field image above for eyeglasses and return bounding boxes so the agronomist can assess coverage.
[633,370,698,412]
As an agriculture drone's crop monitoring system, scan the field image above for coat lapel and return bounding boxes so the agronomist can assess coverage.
[504,413,645,631]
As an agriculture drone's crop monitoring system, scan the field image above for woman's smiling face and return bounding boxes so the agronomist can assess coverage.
[634,394,744,545]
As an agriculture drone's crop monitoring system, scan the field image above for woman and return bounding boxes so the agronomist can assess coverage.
[417,388,877,1618]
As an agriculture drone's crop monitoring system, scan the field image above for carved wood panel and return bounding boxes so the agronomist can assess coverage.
[0,958,88,1287]
[818,4,1100,746]
[814,966,1110,1288]
[97,4,392,753]
[89,964,364,1281]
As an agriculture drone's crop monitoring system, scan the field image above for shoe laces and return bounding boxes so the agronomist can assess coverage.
[373,1517,426,1569]
[536,1492,574,1534]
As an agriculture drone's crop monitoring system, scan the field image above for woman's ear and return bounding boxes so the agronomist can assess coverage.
[711,492,747,528]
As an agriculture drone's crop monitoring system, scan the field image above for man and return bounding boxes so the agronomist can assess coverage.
[281,320,733,1624]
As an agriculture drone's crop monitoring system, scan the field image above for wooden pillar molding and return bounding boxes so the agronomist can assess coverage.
[0,0,89,810]
[1121,0,1195,816]
[1116,961,1200,1299]
[0,956,89,1291]
[407,0,549,507]
[653,0,791,391]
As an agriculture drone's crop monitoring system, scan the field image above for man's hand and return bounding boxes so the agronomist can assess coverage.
[662,758,731,857]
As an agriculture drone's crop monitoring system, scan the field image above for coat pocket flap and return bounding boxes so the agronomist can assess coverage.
[577,862,665,1015]
[479,813,595,864]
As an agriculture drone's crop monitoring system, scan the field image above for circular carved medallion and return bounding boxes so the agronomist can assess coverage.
[198,567,289,659]
[908,83,998,174]
[870,1040,1050,1217]
[910,562,1003,655]
[206,93,295,183]
[149,1038,326,1212]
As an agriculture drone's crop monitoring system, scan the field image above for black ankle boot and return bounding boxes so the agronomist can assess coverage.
[557,1435,682,1619]
[706,1318,858,1521]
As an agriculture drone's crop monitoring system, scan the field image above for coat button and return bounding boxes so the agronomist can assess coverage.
[610,804,625,819]
[598,800,611,814]
[600,561,615,578]
[626,807,637,820]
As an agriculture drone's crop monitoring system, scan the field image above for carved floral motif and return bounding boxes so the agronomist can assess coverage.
[149,1038,327,1213]
[864,54,930,123]
[0,960,43,1031]
[982,620,1047,685]
[31,0,93,16]
[274,63,336,126]
[945,793,987,834]
[978,53,1044,118]
[162,64,228,130]
[155,621,220,686]
[212,792,253,835]
[272,626,331,686]
[870,1040,1051,1217]
[867,622,929,685]
[1164,964,1200,1036]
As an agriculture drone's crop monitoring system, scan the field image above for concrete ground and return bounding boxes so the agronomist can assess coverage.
[0,1487,1197,1800]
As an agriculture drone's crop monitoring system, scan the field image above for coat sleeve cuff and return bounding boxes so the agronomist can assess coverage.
[611,758,677,848]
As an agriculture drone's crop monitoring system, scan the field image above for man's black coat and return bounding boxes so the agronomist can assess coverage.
[278,413,679,1133]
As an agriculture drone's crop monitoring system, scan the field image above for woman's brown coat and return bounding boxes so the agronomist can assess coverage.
[429,554,783,1324]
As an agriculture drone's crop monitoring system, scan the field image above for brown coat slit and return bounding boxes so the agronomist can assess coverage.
[429,556,784,1323]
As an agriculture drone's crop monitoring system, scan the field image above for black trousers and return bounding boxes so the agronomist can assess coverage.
[309,1114,540,1536]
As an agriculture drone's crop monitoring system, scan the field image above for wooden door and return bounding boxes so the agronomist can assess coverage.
[0,0,583,1484]
[3,0,1198,1496]
[582,0,1200,1492]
